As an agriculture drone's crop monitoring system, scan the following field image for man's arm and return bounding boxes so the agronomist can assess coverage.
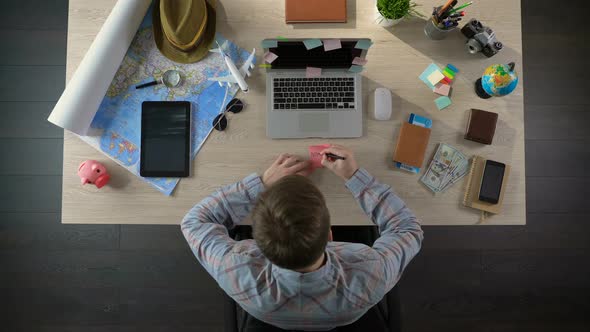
[319,145,423,292]
[181,174,264,277]
[345,168,423,291]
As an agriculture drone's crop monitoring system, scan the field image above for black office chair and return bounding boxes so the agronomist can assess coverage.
[224,226,403,332]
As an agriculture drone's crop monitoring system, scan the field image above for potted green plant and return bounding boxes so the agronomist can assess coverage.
[376,0,422,27]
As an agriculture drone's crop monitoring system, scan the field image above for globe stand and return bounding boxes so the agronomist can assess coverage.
[475,78,492,99]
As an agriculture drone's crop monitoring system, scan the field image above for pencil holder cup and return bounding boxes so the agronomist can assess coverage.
[424,18,456,40]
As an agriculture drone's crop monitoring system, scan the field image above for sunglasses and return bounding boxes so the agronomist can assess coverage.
[212,98,244,131]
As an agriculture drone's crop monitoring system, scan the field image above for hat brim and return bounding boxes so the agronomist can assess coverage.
[153,0,217,64]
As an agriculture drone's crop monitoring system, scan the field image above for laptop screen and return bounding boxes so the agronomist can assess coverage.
[266,40,366,69]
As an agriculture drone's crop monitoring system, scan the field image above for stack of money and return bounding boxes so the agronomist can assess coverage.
[420,143,470,193]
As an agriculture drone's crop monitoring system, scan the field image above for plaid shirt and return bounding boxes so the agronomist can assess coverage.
[181,168,423,331]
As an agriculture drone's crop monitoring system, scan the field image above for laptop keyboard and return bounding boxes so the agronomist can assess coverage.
[272,77,355,110]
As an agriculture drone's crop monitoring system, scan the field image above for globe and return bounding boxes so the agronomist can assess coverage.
[475,62,519,99]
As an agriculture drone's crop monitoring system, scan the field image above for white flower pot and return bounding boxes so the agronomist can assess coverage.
[377,14,403,27]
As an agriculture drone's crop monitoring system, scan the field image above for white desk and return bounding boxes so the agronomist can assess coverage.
[62,0,525,225]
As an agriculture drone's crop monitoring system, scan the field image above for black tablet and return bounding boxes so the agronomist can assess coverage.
[140,101,191,178]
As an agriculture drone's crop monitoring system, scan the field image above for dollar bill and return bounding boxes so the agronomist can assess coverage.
[420,143,470,193]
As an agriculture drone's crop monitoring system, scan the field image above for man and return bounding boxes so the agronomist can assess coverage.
[181,145,423,331]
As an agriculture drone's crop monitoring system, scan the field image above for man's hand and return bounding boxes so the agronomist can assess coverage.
[321,145,359,181]
[262,154,311,187]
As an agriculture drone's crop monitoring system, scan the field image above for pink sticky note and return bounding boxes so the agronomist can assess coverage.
[434,83,451,96]
[308,144,331,169]
[352,57,368,66]
[306,67,322,78]
[323,39,342,52]
[264,51,278,64]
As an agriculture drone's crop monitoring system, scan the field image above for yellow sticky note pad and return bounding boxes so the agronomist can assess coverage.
[427,70,445,86]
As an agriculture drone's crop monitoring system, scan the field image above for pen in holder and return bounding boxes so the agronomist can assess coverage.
[424,6,458,40]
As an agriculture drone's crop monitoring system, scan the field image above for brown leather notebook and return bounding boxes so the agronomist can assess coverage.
[465,109,498,145]
[285,0,347,23]
[393,123,431,168]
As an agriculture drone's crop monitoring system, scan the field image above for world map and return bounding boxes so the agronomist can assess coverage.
[81,6,253,195]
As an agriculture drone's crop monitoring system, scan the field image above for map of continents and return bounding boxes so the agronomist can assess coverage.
[81,6,253,195]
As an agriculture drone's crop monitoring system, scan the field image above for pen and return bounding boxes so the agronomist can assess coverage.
[449,1,473,14]
[326,152,346,160]
[437,0,455,17]
[439,0,458,20]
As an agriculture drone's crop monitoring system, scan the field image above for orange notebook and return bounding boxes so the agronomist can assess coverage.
[392,123,431,168]
[285,0,347,23]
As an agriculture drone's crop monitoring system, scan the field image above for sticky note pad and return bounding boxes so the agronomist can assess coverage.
[276,36,289,41]
[354,40,373,50]
[434,83,451,96]
[264,52,278,64]
[447,64,459,73]
[348,65,363,73]
[261,40,278,48]
[303,39,323,50]
[352,57,368,66]
[443,68,455,79]
[309,144,331,169]
[427,70,445,86]
[419,63,442,89]
[323,39,342,51]
[435,96,452,110]
[306,67,322,78]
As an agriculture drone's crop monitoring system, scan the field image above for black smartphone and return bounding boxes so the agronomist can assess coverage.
[140,101,191,178]
[479,160,506,204]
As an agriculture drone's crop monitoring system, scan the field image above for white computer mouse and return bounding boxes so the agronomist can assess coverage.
[374,88,392,121]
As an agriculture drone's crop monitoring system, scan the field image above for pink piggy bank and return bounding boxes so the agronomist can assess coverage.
[78,160,110,189]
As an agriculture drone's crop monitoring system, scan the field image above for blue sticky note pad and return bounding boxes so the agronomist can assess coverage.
[419,63,442,90]
[349,65,364,73]
[435,96,452,110]
[409,113,433,129]
[354,40,373,50]
[261,39,278,49]
[303,39,323,50]
[395,162,421,174]
[447,63,459,73]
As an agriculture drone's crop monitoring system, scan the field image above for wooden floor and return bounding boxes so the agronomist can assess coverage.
[1,0,589,331]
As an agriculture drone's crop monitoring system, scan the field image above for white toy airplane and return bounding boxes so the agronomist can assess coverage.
[209,40,256,93]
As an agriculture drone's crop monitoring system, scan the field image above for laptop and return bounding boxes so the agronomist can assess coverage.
[263,39,370,139]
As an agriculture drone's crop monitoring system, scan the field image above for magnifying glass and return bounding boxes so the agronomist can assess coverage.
[135,70,182,89]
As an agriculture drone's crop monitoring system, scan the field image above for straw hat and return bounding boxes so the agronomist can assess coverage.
[153,0,216,64]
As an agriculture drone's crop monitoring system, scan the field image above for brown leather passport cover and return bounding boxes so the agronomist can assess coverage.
[393,123,432,168]
[465,109,498,145]
[285,0,347,23]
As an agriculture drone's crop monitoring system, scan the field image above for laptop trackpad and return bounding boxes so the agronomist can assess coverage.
[299,113,330,133]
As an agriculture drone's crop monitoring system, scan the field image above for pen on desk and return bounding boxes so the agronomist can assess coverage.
[325,152,346,160]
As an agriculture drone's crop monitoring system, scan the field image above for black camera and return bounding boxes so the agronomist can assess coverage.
[460,19,503,58]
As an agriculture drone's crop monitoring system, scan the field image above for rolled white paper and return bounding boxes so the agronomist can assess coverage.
[48,0,151,135]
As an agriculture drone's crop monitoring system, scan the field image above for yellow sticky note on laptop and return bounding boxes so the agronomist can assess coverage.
[427,70,445,86]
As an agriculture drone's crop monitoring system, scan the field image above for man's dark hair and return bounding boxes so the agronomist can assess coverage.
[252,175,330,270]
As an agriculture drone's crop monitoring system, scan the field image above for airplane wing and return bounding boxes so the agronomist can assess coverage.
[239,49,256,78]
[209,75,237,84]
[209,40,230,54]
